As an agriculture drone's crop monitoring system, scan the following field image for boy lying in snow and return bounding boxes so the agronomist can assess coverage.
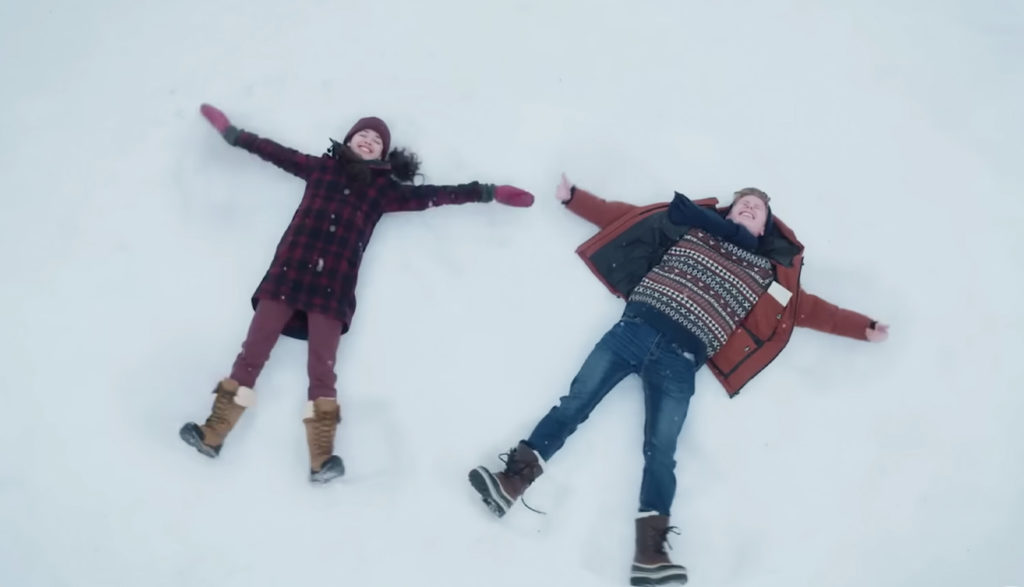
[469,174,888,586]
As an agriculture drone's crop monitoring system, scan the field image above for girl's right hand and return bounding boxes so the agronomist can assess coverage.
[555,173,573,202]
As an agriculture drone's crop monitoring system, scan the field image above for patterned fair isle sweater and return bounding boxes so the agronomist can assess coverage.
[624,228,775,365]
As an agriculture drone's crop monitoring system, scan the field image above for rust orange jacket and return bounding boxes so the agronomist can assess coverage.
[566,188,873,396]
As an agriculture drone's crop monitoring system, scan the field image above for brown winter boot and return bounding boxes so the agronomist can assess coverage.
[467,441,544,517]
[179,378,255,458]
[303,398,345,483]
[630,514,688,586]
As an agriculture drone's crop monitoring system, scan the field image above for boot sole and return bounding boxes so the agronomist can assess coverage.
[310,456,345,484]
[179,423,220,458]
[468,467,510,518]
[629,566,688,586]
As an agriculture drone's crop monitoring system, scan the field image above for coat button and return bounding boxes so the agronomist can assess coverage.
[776,314,782,319]
[744,346,750,352]
[344,189,350,195]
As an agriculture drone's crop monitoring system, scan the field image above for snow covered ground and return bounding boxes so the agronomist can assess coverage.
[2,1,1021,586]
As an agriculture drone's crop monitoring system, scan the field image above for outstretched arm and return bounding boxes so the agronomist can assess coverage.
[382,181,533,213]
[200,103,319,180]
[383,181,493,212]
[556,173,639,228]
[795,289,889,342]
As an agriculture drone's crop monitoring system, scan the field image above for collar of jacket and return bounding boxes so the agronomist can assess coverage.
[326,139,392,172]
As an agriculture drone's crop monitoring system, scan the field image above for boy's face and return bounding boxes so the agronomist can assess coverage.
[726,195,768,237]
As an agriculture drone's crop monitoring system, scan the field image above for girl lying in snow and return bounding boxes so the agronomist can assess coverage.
[180,103,534,483]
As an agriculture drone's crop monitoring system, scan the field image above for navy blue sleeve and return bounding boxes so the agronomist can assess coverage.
[668,192,758,250]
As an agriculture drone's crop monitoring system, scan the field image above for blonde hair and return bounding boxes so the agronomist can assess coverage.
[732,187,770,205]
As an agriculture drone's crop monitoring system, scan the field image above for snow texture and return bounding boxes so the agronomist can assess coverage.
[1,1,1022,586]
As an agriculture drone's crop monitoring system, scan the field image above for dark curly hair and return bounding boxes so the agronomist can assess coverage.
[387,148,422,184]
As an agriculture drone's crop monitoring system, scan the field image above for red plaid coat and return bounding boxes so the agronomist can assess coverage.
[234,131,491,340]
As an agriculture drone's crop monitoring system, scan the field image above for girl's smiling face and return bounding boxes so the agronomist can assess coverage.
[348,129,384,160]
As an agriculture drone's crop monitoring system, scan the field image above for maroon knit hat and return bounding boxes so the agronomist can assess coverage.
[343,116,391,158]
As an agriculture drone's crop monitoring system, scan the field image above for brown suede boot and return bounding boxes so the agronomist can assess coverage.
[468,441,544,517]
[179,378,255,458]
[303,398,345,483]
[630,514,688,586]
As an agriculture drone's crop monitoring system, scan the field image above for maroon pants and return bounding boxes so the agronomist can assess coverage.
[229,299,343,400]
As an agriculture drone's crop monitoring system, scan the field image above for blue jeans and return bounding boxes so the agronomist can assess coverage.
[526,317,697,516]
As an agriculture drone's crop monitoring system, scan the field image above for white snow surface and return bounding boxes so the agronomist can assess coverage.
[1,1,1022,586]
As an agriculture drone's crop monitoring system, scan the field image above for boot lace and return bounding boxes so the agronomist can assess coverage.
[656,526,681,555]
[498,449,546,515]
[312,412,336,455]
[207,391,235,430]
[499,448,541,478]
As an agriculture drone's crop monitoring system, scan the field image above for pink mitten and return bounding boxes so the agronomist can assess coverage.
[493,185,535,208]
[200,103,231,133]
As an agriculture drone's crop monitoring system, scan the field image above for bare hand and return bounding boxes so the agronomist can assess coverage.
[555,173,572,202]
[865,323,889,343]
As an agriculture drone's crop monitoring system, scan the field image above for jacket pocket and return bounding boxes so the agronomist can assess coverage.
[744,292,786,342]
[710,328,758,377]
